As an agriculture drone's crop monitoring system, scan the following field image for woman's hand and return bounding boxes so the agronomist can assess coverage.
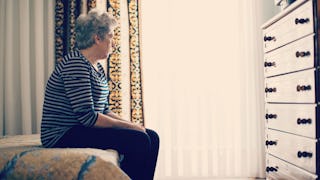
[95,113,146,133]
[130,123,146,133]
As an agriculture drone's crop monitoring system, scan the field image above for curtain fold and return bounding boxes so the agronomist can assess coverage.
[0,0,55,136]
[19,0,32,134]
[0,0,5,135]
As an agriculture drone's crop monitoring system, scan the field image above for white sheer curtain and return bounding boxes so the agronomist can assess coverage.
[141,1,268,179]
[0,0,55,136]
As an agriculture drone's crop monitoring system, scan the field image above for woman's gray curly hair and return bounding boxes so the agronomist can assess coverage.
[75,9,117,50]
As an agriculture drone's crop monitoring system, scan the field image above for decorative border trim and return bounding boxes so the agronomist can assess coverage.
[107,0,122,116]
[55,0,64,62]
[127,0,144,125]
[68,0,77,52]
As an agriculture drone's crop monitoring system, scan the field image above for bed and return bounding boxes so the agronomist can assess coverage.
[0,134,130,180]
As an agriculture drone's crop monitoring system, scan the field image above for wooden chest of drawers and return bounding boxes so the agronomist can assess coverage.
[262,0,320,179]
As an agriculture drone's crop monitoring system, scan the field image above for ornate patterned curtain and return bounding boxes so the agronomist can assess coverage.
[55,0,96,62]
[54,0,144,125]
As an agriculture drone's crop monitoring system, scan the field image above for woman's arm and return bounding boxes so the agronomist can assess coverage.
[105,111,127,121]
[94,112,146,133]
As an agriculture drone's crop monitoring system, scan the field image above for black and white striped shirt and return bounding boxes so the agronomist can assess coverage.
[41,50,110,148]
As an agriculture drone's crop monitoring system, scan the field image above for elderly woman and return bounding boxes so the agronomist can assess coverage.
[41,10,159,180]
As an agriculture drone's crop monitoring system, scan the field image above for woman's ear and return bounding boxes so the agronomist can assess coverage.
[94,34,100,44]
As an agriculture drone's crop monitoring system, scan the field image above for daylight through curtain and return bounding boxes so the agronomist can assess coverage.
[141,0,266,179]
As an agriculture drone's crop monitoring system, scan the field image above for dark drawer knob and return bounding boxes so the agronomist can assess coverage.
[306,85,312,90]
[297,85,312,91]
[296,51,311,58]
[264,62,276,67]
[297,151,313,158]
[297,118,312,125]
[295,18,310,24]
[265,87,277,93]
[264,36,275,42]
[266,166,278,173]
[265,114,277,119]
[265,140,277,146]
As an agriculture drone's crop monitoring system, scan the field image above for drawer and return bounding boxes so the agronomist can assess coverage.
[263,0,313,53]
[266,154,318,180]
[264,34,314,77]
[265,103,317,138]
[266,129,317,173]
[265,68,315,103]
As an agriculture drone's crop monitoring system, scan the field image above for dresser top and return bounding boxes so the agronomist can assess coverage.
[261,0,309,29]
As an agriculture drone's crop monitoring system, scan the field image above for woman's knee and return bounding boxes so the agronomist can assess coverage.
[146,129,160,147]
[128,130,152,153]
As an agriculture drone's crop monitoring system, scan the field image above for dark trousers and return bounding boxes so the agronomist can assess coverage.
[54,126,160,180]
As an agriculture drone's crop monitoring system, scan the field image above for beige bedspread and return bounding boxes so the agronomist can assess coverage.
[0,134,130,180]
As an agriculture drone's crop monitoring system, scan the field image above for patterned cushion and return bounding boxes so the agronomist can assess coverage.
[0,134,130,180]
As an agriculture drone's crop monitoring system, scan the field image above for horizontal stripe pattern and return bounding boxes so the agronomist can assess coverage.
[41,50,109,148]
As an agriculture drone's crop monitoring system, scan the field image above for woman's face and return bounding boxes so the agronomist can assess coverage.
[97,32,114,59]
